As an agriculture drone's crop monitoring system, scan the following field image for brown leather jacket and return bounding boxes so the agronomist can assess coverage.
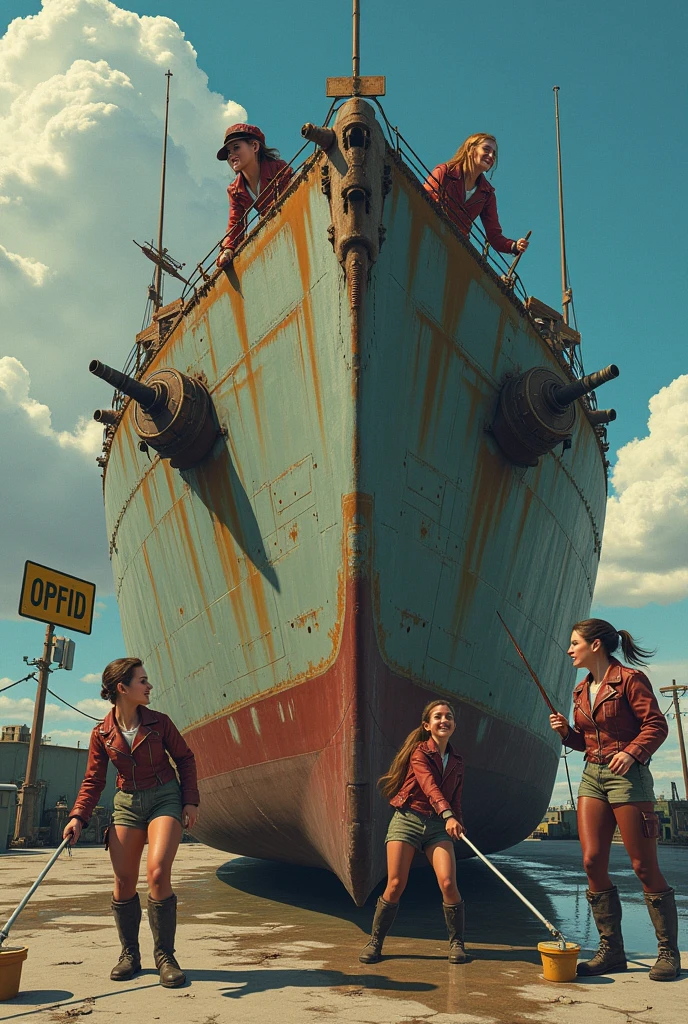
[69,706,199,824]
[390,739,463,822]
[564,658,668,765]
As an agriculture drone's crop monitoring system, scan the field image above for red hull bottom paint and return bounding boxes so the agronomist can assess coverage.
[189,573,557,905]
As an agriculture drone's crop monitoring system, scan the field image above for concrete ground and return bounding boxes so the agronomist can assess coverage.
[0,843,685,1024]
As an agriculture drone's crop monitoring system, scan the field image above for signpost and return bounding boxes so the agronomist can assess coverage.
[18,561,96,635]
[13,561,96,844]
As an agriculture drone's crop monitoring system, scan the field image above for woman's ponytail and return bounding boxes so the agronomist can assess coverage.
[617,629,656,667]
[573,618,655,666]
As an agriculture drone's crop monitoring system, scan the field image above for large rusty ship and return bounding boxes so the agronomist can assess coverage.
[90,45,617,903]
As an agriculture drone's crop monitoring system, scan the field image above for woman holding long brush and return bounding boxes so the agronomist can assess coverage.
[63,658,199,987]
[423,133,529,254]
[359,700,467,965]
[550,619,680,981]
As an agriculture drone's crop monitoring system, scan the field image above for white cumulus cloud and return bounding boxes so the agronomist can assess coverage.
[80,672,101,683]
[0,356,102,455]
[595,375,688,606]
[0,0,247,617]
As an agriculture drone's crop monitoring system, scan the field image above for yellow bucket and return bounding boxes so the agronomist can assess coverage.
[538,941,580,983]
[0,946,28,1001]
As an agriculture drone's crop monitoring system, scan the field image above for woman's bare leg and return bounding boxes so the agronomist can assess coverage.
[425,841,461,905]
[612,802,668,893]
[108,826,147,901]
[146,816,183,901]
[578,796,618,891]
[382,841,416,903]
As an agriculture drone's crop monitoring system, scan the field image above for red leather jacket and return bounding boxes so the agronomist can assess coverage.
[424,163,516,253]
[390,739,463,822]
[564,658,668,765]
[222,156,293,250]
[69,706,199,824]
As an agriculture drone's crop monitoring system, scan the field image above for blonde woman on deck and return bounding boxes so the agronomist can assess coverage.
[550,619,680,981]
[424,133,529,255]
[359,700,467,965]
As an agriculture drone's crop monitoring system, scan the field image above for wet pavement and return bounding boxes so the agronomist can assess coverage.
[0,839,686,1023]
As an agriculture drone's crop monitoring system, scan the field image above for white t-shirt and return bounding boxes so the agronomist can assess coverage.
[465,185,477,202]
[121,725,139,749]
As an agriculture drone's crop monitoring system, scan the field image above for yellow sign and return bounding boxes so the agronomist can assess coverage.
[19,561,96,635]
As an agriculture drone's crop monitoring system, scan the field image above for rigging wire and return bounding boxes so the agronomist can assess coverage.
[46,688,102,722]
[0,673,37,695]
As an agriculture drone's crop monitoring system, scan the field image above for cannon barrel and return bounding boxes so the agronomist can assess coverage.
[586,408,617,427]
[301,123,336,150]
[93,409,120,425]
[89,359,159,409]
[552,364,619,408]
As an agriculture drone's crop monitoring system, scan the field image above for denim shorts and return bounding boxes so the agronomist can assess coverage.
[578,760,655,805]
[385,808,451,851]
[112,778,183,829]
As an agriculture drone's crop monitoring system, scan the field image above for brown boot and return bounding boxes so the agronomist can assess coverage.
[645,889,681,981]
[110,894,141,981]
[359,897,399,964]
[577,887,627,976]
[147,894,186,987]
[443,901,470,963]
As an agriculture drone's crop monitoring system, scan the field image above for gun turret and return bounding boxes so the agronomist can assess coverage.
[586,408,616,427]
[301,123,336,150]
[89,360,216,470]
[492,363,620,467]
[93,409,120,426]
[551,364,619,409]
[89,360,161,410]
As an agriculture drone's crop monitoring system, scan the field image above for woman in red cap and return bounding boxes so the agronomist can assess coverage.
[424,133,528,255]
[216,123,292,268]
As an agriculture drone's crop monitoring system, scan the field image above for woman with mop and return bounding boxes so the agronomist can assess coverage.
[550,618,680,981]
[359,700,467,965]
[63,658,199,988]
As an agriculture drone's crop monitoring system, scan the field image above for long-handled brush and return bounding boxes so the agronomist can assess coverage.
[0,838,72,948]
[460,834,568,949]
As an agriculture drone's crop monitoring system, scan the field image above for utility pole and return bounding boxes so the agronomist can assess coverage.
[660,681,688,800]
[14,623,54,843]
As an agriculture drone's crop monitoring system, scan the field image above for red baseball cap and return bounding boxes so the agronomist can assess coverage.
[216,123,266,161]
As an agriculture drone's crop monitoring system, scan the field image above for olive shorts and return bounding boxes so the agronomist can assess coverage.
[578,760,655,805]
[112,778,183,829]
[385,808,451,851]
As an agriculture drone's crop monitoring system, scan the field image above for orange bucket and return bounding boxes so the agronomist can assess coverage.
[0,946,28,1001]
[538,941,580,982]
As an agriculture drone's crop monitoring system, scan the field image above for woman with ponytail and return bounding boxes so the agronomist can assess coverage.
[359,701,467,965]
[550,619,680,981]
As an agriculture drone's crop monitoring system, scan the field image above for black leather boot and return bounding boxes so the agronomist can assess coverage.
[147,894,186,987]
[110,894,142,981]
[359,897,399,964]
[577,886,627,976]
[645,888,681,981]
[443,901,469,963]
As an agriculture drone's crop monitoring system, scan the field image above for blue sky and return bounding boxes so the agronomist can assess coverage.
[1,1,686,803]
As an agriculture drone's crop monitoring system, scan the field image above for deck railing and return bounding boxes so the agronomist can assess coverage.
[117,101,587,401]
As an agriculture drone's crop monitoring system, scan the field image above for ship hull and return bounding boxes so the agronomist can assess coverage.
[101,100,607,903]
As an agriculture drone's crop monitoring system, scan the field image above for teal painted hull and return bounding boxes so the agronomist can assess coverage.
[100,101,607,902]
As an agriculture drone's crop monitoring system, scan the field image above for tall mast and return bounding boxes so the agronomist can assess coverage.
[352,0,360,79]
[553,86,572,325]
[154,69,173,311]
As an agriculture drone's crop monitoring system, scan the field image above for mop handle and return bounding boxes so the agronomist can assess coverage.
[0,838,71,947]
[460,834,565,943]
